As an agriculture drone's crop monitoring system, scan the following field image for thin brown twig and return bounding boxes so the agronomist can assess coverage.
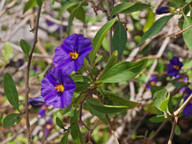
[24,7,42,144]
[167,94,192,144]
[167,117,178,144]
[148,120,168,142]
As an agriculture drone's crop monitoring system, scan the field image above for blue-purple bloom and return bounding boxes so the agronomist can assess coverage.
[183,88,192,117]
[167,56,183,77]
[18,59,24,67]
[147,75,157,90]
[41,68,76,108]
[45,14,54,26]
[53,34,93,74]
[33,64,40,73]
[39,105,47,118]
[44,117,53,137]
[175,75,188,92]
[28,96,45,107]
[156,6,170,14]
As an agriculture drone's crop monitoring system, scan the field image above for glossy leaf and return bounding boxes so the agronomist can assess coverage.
[122,2,150,13]
[98,51,118,80]
[64,104,74,117]
[144,105,160,114]
[59,3,77,16]
[138,15,173,46]
[3,113,20,128]
[67,4,80,35]
[23,0,37,14]
[20,39,30,56]
[111,2,134,16]
[72,75,91,93]
[111,2,150,16]
[3,73,19,110]
[60,132,69,144]
[89,17,117,64]
[149,114,166,123]
[183,16,192,52]
[74,6,85,22]
[153,89,170,112]
[56,117,64,129]
[96,59,147,83]
[2,42,13,63]
[174,125,181,135]
[143,8,155,32]
[112,22,127,59]
[70,110,84,144]
[103,91,139,109]
[36,0,44,7]
[150,86,164,96]
[87,98,128,114]
[85,98,108,124]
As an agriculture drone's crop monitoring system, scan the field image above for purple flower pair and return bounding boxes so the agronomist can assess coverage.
[41,34,93,108]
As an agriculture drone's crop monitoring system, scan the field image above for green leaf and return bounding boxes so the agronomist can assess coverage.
[64,104,74,117]
[36,0,44,7]
[67,4,80,35]
[103,91,139,109]
[149,114,166,123]
[111,2,134,16]
[183,16,192,52]
[56,117,64,129]
[3,113,21,128]
[23,0,37,14]
[138,15,173,46]
[85,98,108,124]
[74,6,85,22]
[153,89,170,112]
[150,86,164,96]
[2,42,13,63]
[174,124,181,135]
[89,17,117,64]
[60,132,69,144]
[144,105,160,114]
[96,59,147,83]
[59,3,77,16]
[72,75,91,93]
[70,110,84,144]
[98,51,118,80]
[87,98,128,114]
[111,2,150,16]
[122,2,150,13]
[143,8,155,32]
[171,0,185,7]
[3,73,19,110]
[20,39,30,56]
[112,22,127,60]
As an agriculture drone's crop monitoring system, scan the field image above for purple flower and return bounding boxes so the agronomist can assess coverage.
[33,64,40,73]
[53,34,93,74]
[147,75,157,90]
[18,59,24,67]
[39,105,47,118]
[156,6,170,14]
[45,14,54,26]
[28,96,45,107]
[44,117,53,137]
[183,88,192,117]
[175,75,188,92]
[41,67,76,108]
[167,57,183,77]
